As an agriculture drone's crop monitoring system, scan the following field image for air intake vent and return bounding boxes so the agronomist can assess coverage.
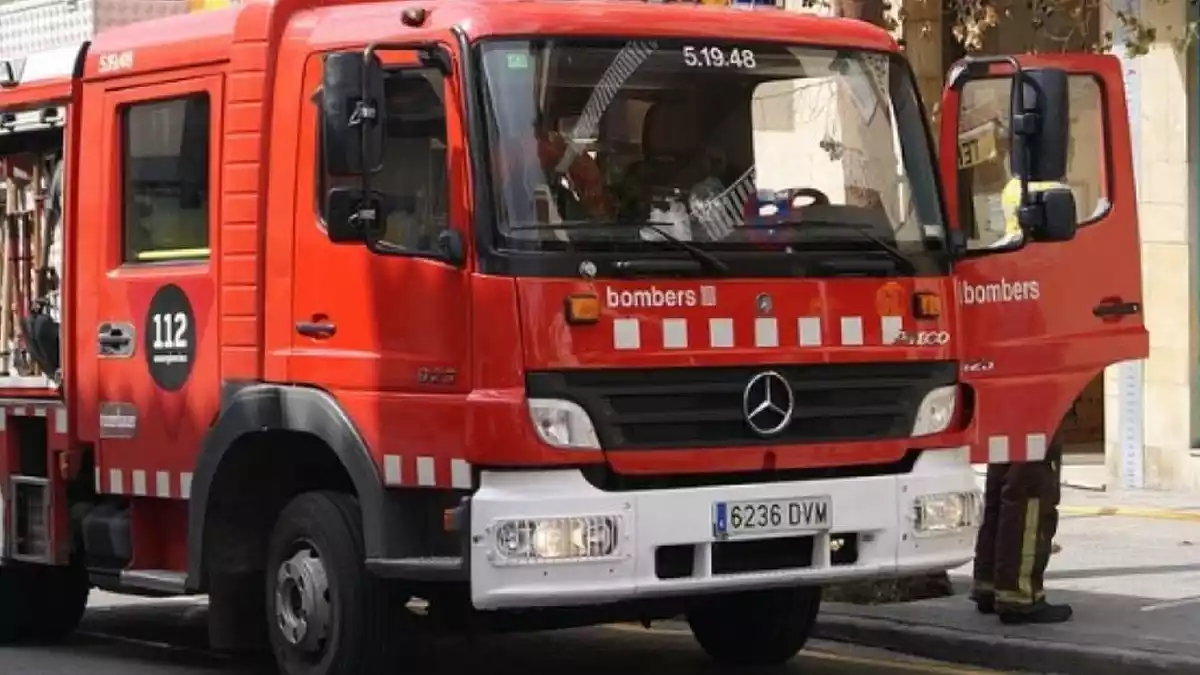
[10,476,50,563]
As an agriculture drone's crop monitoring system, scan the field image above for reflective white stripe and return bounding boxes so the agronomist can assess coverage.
[754,317,779,348]
[156,471,171,498]
[613,318,641,351]
[662,318,688,350]
[840,316,864,346]
[987,436,1009,463]
[798,317,822,346]
[881,315,904,344]
[416,457,437,487]
[985,434,1051,464]
[383,455,475,489]
[384,455,403,486]
[606,315,930,350]
[0,403,68,434]
[1026,433,1048,461]
[451,459,473,490]
[96,469,193,499]
[709,318,734,348]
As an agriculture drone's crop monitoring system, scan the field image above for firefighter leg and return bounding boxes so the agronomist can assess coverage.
[993,442,1071,624]
[970,462,1008,614]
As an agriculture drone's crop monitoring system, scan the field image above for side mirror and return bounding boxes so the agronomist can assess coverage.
[321,51,387,176]
[325,187,390,243]
[1018,186,1077,242]
[1009,67,1070,182]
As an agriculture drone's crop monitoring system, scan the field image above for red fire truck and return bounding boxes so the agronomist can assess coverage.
[0,0,1146,672]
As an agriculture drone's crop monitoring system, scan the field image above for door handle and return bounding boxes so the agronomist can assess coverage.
[1093,298,1142,318]
[296,318,336,339]
[97,322,135,357]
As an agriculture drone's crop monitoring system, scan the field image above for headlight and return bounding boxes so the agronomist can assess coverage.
[528,398,601,450]
[911,385,957,437]
[491,515,622,564]
[913,491,982,534]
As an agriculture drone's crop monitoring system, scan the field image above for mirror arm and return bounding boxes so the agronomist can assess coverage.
[354,49,378,237]
[345,41,455,240]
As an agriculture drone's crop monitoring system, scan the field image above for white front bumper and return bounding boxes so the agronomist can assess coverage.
[469,448,980,610]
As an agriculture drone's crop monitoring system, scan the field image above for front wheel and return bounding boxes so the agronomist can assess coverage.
[685,586,822,667]
[0,560,91,644]
[264,491,411,675]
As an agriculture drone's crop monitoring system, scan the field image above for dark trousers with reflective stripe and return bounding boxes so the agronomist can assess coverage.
[972,441,1062,607]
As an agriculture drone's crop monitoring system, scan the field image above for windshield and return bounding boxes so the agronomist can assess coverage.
[478,38,946,272]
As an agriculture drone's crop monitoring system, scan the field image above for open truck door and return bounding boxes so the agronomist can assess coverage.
[938,54,1149,464]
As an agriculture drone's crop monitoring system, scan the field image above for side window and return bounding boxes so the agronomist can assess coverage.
[122,94,211,263]
[319,67,450,255]
[956,76,1107,251]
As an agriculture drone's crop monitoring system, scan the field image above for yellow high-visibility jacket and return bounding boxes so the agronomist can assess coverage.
[1000,177,1070,239]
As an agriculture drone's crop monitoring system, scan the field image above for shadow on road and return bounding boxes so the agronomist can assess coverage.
[23,597,979,675]
[74,599,733,675]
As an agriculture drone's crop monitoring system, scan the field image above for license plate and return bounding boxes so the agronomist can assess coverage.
[713,497,832,539]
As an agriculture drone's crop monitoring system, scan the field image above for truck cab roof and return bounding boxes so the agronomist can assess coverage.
[75,0,898,82]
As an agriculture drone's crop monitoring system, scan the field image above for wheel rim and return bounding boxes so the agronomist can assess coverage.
[274,546,332,656]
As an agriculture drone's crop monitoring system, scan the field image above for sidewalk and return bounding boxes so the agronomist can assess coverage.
[814,486,1200,675]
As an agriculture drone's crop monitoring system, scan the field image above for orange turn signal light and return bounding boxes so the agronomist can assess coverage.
[564,293,601,325]
[913,292,942,319]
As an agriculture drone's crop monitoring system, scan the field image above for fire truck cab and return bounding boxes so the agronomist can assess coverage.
[0,0,1146,673]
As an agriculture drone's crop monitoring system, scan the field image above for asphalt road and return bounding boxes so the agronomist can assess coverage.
[0,593,1020,675]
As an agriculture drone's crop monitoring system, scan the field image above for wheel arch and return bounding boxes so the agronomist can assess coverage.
[185,382,386,591]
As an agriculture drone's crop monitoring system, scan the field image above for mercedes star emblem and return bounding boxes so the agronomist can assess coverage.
[742,370,795,437]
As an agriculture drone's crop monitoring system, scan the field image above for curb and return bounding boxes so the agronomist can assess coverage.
[814,613,1200,675]
[1059,505,1200,522]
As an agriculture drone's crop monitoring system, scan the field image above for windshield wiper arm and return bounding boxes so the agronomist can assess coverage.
[508,220,729,275]
[765,219,916,274]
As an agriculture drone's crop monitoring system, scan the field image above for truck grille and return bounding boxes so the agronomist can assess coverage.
[525,362,958,450]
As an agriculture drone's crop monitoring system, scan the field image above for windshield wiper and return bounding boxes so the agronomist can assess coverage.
[762,218,917,274]
[508,221,729,275]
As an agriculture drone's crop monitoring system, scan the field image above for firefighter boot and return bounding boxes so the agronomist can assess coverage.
[997,598,1073,625]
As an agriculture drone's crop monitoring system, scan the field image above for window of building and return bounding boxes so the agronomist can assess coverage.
[122,94,211,263]
[318,67,450,255]
[956,75,1108,251]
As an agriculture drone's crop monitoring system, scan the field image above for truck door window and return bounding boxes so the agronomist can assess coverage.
[319,67,450,255]
[956,75,1108,251]
[121,94,211,263]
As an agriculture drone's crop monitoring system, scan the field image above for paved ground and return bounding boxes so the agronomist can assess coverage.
[816,485,1200,675]
[0,592,1026,675]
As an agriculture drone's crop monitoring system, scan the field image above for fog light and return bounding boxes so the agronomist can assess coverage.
[493,515,621,564]
[913,491,981,534]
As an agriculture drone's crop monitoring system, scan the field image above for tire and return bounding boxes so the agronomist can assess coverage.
[0,560,91,644]
[686,586,822,667]
[264,491,411,675]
